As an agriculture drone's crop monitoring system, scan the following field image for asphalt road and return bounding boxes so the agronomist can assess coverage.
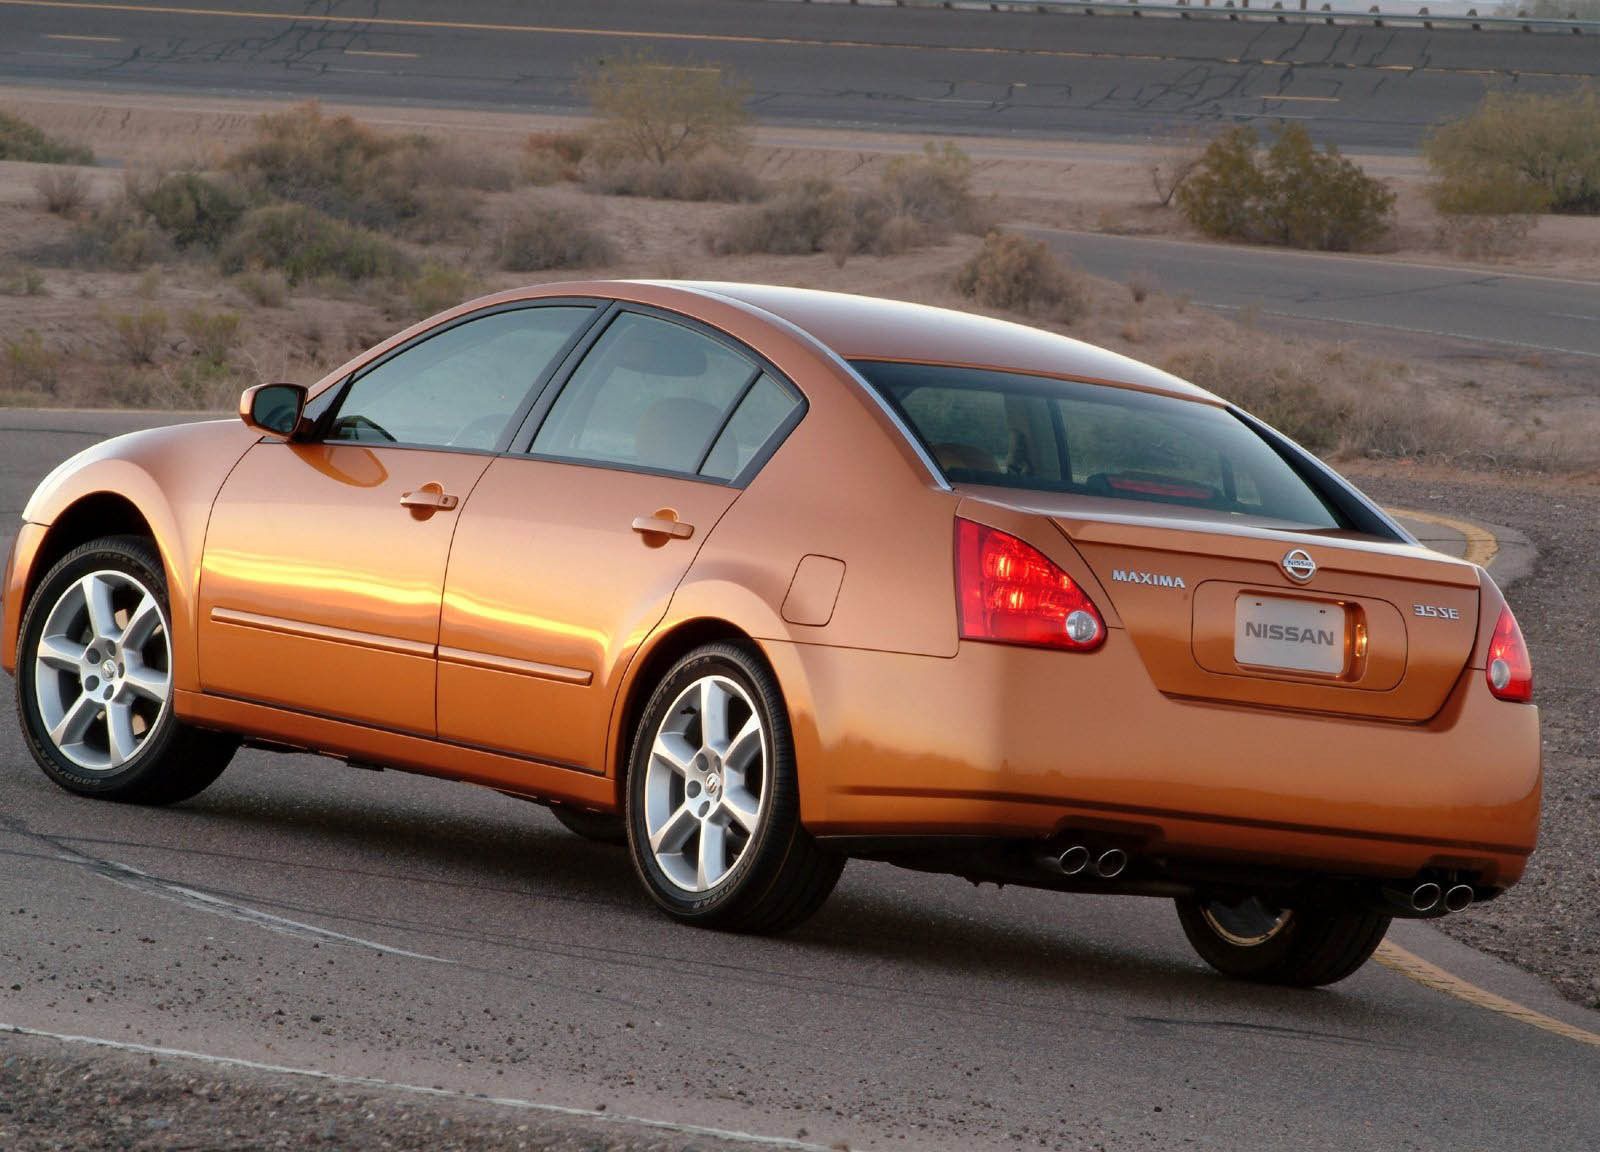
[2,411,1598,1151]
[1,0,1597,149]
[1032,230,1600,361]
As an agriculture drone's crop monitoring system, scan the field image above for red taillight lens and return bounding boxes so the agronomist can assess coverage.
[1485,605,1533,702]
[955,518,1105,651]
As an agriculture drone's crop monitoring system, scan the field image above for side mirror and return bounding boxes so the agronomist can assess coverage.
[239,383,309,439]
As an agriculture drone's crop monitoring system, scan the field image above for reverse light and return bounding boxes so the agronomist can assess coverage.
[1485,605,1533,703]
[955,518,1105,651]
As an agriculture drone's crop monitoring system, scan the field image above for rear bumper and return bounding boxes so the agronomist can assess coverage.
[766,635,1540,888]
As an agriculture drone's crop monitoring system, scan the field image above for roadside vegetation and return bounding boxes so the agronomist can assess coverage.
[0,110,93,165]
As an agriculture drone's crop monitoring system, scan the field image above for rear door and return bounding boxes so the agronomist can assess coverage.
[437,307,804,772]
[198,304,597,733]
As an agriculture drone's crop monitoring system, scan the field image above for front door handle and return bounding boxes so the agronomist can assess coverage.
[632,513,694,540]
[400,484,460,512]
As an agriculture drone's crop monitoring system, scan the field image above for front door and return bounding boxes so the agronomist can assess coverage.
[438,308,803,773]
[198,303,598,733]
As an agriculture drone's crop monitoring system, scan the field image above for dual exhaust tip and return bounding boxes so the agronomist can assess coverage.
[1052,845,1127,880]
[1410,882,1475,914]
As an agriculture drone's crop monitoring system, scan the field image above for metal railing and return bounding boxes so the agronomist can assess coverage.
[782,0,1599,34]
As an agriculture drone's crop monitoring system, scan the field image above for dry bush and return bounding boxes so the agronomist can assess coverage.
[708,179,848,256]
[60,199,172,270]
[1126,270,1156,303]
[407,263,481,317]
[0,264,46,297]
[219,203,412,284]
[1425,88,1600,217]
[497,204,615,271]
[181,308,242,366]
[880,142,988,238]
[1434,214,1537,260]
[955,231,1089,324]
[224,102,478,239]
[0,110,94,165]
[35,168,89,217]
[232,268,290,308]
[584,152,764,202]
[110,308,168,365]
[131,171,245,249]
[1178,124,1395,251]
[3,330,61,393]
[523,131,589,184]
[1150,137,1204,208]
[584,52,750,166]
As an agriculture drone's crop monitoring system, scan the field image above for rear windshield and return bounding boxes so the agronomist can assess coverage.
[854,361,1342,530]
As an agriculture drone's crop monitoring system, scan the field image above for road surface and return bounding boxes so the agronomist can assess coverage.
[1,410,1596,1151]
[1,0,1597,149]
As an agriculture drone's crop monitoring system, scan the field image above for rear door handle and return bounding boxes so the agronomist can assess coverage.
[400,485,460,511]
[632,514,694,540]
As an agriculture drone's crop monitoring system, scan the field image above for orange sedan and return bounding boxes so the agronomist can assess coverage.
[1,281,1539,986]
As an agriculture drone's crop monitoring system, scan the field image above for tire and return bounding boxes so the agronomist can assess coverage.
[16,535,236,805]
[624,641,844,933]
[1175,893,1391,988]
[549,803,627,846]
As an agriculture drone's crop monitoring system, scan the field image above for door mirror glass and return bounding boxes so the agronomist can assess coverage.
[240,383,308,439]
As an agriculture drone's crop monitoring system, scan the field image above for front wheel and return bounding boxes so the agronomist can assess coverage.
[16,535,236,805]
[1176,894,1390,988]
[625,642,843,933]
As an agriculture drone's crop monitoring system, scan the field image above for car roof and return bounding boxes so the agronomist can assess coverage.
[663,281,1217,404]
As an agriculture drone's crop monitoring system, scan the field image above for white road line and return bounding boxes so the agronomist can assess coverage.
[0,1023,833,1151]
[83,857,455,963]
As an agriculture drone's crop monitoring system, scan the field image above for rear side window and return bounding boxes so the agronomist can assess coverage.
[854,361,1342,529]
[532,312,802,482]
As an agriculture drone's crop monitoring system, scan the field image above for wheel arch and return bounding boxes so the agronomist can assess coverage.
[22,491,157,613]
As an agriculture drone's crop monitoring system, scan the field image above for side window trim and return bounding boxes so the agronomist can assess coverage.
[510,302,808,489]
[319,298,609,454]
[692,365,764,475]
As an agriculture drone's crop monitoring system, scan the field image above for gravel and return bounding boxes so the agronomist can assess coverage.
[1348,463,1600,1011]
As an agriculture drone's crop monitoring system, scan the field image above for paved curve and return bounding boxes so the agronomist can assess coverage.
[1031,230,1600,361]
[2,411,1598,1151]
[0,0,1597,149]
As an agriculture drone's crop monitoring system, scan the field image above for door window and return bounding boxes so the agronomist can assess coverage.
[329,306,593,450]
[699,374,802,481]
[530,312,759,476]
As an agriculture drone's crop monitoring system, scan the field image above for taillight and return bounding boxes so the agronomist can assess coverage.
[1485,605,1533,702]
[955,518,1105,651]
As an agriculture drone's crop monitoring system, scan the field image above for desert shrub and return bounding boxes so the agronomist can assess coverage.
[709,179,848,256]
[181,308,242,366]
[584,153,764,202]
[224,102,476,238]
[132,172,245,249]
[219,203,412,284]
[0,264,46,296]
[405,264,481,317]
[3,330,61,393]
[0,110,93,165]
[232,268,290,307]
[1150,137,1204,208]
[497,204,615,271]
[1434,213,1537,260]
[584,52,750,166]
[1178,124,1395,251]
[955,231,1089,323]
[63,200,171,270]
[35,168,89,216]
[1424,88,1600,217]
[523,131,588,184]
[881,143,987,237]
[111,308,168,365]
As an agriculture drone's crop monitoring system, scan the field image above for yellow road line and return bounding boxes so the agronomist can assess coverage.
[343,49,418,60]
[1375,941,1600,1049]
[42,31,120,41]
[2,0,1596,80]
[1391,507,1499,568]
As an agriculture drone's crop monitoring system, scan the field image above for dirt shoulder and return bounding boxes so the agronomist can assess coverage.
[1345,462,1600,1011]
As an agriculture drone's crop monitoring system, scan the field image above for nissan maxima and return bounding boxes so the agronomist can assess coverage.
[2,281,1539,986]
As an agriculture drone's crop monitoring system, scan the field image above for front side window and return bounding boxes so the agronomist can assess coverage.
[855,361,1342,530]
[531,312,761,476]
[328,306,593,450]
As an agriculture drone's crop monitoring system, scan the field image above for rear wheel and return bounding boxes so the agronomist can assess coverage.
[625,642,843,933]
[1176,894,1390,988]
[16,535,236,805]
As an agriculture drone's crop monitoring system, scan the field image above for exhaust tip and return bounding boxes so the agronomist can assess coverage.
[1094,848,1128,880]
[1057,845,1091,876]
[1444,884,1474,913]
[1412,882,1443,913]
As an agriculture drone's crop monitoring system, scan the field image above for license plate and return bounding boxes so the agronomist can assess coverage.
[1234,596,1345,675]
